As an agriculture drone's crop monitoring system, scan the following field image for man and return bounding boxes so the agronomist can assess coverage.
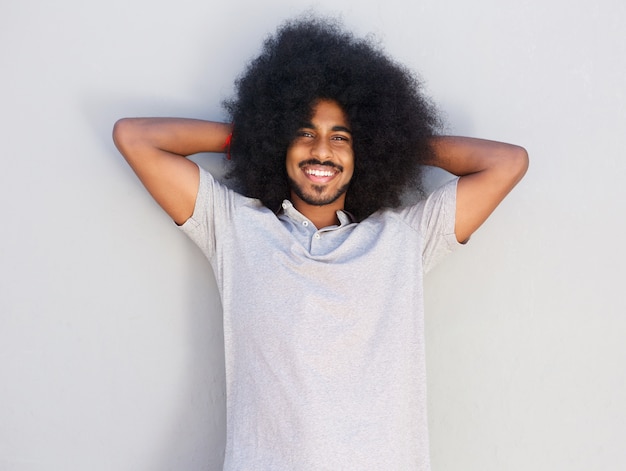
[113,18,527,470]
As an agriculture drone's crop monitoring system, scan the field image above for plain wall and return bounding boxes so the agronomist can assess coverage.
[1,0,625,469]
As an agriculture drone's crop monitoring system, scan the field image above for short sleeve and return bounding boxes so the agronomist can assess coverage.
[178,168,233,260]
[400,177,464,273]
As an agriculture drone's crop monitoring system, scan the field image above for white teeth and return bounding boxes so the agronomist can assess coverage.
[305,169,335,177]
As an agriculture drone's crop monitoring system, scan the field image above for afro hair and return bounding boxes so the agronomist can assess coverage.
[224,16,442,221]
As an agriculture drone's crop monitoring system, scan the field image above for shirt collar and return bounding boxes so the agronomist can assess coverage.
[278,200,355,228]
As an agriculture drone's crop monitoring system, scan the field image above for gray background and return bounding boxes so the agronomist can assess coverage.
[2,0,625,469]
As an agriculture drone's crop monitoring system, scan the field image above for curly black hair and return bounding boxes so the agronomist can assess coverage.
[224,16,442,221]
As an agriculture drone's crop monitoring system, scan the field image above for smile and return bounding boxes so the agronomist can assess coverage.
[305,168,337,177]
[300,163,342,184]
[299,160,343,182]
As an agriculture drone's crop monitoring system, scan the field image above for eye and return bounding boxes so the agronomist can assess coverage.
[297,130,314,138]
[331,135,351,143]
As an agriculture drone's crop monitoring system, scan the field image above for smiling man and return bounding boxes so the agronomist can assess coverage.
[287,99,354,228]
[113,17,527,471]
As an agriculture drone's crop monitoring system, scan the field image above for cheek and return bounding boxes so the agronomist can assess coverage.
[285,144,304,165]
[345,153,355,176]
[346,169,355,183]
[285,149,296,169]
[285,158,300,181]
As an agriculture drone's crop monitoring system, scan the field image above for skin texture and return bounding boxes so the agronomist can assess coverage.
[286,100,355,228]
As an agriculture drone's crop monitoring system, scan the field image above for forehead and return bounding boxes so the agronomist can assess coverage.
[308,99,350,127]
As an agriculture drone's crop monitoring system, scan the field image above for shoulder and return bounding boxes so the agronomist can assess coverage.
[182,167,268,230]
[367,177,458,229]
[196,166,263,208]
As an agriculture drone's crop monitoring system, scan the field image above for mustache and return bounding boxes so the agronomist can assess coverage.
[298,159,343,172]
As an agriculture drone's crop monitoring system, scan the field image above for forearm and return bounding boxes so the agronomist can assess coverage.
[112,117,232,224]
[113,117,232,159]
[427,136,528,178]
[427,136,529,243]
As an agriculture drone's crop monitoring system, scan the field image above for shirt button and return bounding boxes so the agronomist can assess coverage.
[314,233,321,239]
[302,221,309,227]
[282,202,288,209]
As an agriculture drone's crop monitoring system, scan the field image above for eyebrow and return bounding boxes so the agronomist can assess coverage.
[301,122,352,134]
[332,125,352,134]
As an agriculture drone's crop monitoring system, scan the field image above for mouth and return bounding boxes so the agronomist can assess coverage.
[299,160,342,183]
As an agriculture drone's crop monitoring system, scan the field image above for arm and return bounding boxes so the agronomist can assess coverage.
[112,118,232,225]
[428,136,529,243]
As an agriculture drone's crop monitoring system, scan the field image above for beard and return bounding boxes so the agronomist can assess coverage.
[287,176,350,207]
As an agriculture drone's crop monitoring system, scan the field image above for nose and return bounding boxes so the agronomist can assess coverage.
[311,137,332,161]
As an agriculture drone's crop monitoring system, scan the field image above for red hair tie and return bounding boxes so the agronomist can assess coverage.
[223,132,233,160]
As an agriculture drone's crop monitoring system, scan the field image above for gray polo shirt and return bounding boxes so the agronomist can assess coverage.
[180,167,461,470]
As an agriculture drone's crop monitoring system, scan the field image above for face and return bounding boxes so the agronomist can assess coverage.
[286,99,354,211]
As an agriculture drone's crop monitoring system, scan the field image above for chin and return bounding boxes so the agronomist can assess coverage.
[289,179,350,207]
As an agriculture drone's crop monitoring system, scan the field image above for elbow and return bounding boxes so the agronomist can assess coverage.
[509,145,529,183]
[112,118,134,154]
[112,118,146,162]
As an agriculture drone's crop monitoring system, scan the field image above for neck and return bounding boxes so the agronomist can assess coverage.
[291,195,345,229]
